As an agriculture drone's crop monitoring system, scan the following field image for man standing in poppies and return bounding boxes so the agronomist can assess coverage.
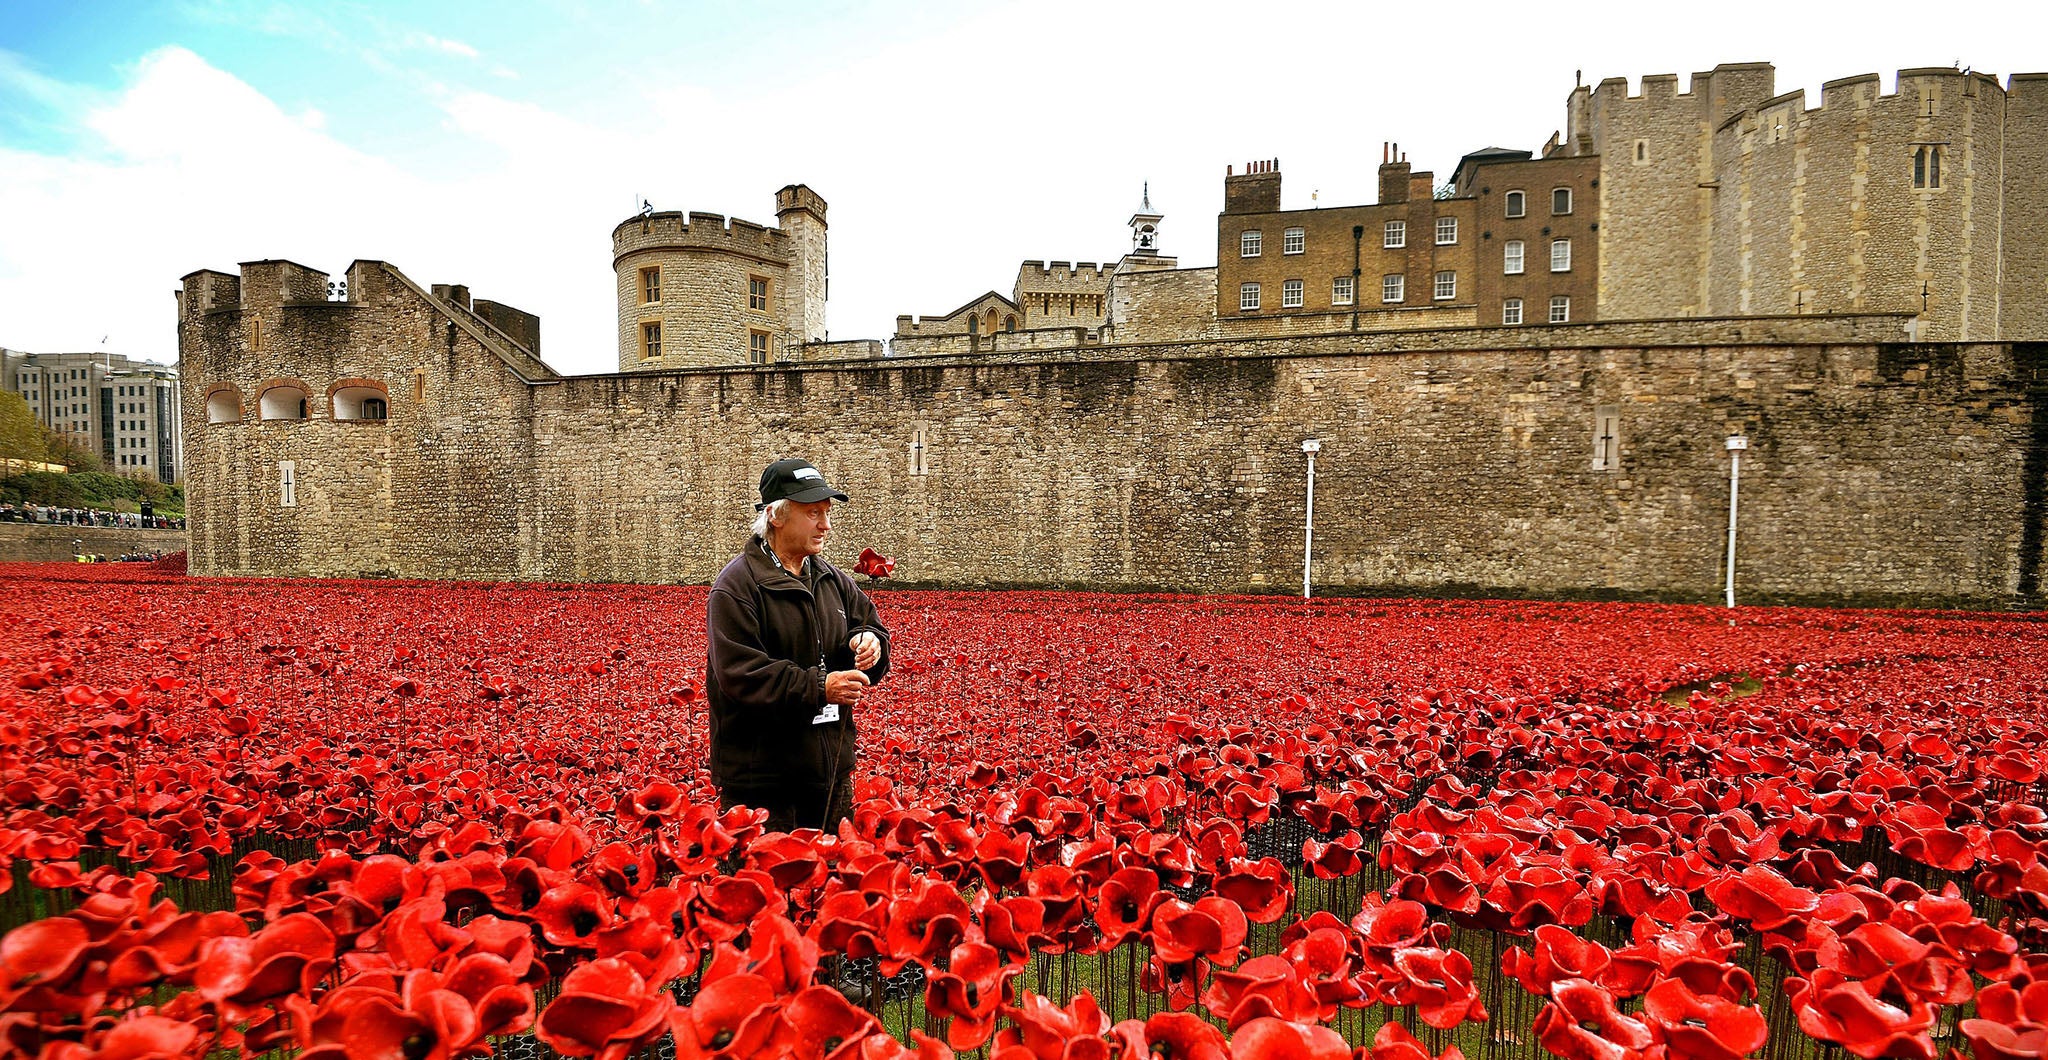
[706,458,890,832]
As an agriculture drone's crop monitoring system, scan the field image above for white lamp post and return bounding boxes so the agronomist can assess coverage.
[1301,439,1321,599]
[1724,435,1748,608]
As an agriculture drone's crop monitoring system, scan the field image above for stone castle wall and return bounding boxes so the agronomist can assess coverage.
[1708,70,2010,337]
[181,261,2044,608]
[1574,64,1778,322]
[1107,268,1218,344]
[1577,65,2045,341]
[0,524,188,563]
[1999,75,2048,340]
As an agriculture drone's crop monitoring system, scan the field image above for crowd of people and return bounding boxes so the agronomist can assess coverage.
[70,550,176,563]
[0,503,185,529]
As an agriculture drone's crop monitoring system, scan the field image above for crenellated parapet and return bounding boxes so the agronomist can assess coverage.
[610,210,793,266]
[1014,261,1114,293]
[1575,63,1777,145]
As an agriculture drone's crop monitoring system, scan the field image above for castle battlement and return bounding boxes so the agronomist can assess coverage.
[1708,66,2040,140]
[775,184,827,221]
[1018,261,1112,281]
[610,210,793,265]
[1590,62,1776,104]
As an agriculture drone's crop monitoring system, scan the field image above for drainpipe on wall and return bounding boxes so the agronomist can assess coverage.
[1724,435,1748,607]
[1302,439,1321,599]
[1350,226,1364,332]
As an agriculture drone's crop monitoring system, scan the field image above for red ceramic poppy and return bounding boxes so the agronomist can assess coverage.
[854,549,895,579]
[1532,978,1652,1060]
[86,1013,202,1060]
[1202,954,1319,1029]
[1150,896,1249,967]
[0,917,92,994]
[1706,865,1821,932]
[1640,978,1767,1060]
[532,958,671,1060]
[532,881,613,948]
[1389,947,1487,1030]
[193,912,337,1016]
[1092,867,1164,948]
[1223,1017,1350,1060]
[1107,1012,1229,1060]
[665,971,777,1060]
[993,990,1109,1060]
[1500,924,1611,996]
[883,878,975,976]
[771,984,884,1060]
[925,941,1018,1049]
[1788,970,1937,1060]
[1213,858,1293,925]
[1366,1022,1466,1060]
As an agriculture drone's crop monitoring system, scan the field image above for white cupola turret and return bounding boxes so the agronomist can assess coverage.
[1128,182,1163,256]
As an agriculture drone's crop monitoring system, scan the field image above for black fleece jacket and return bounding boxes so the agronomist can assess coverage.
[705,538,890,792]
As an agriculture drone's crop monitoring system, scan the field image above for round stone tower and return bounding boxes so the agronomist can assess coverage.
[610,185,827,370]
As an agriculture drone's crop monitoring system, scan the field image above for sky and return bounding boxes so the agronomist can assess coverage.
[1,0,2040,376]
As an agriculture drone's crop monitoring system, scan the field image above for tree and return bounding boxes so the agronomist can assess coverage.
[43,429,101,473]
[0,392,46,466]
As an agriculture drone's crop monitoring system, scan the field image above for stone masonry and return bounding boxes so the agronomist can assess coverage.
[181,257,2045,609]
[1568,64,2046,340]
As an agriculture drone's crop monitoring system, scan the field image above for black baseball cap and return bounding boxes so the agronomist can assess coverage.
[757,458,850,510]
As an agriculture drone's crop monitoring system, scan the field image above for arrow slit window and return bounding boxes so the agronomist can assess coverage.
[1590,406,1621,471]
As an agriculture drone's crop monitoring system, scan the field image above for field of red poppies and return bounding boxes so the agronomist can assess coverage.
[2,563,2045,1060]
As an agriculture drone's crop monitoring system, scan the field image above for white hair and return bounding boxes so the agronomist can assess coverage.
[749,499,788,541]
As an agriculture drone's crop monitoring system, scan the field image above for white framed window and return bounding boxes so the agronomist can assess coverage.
[1282,228,1305,255]
[1332,276,1354,305]
[1240,230,1262,257]
[1433,271,1456,300]
[1591,406,1621,471]
[1435,217,1458,245]
[1382,274,1405,303]
[1239,283,1261,311]
[279,460,297,508]
[1281,279,1304,308]
[1503,298,1523,325]
[1504,240,1525,275]
[1549,295,1571,323]
[1552,187,1573,215]
[749,331,771,364]
[1504,190,1525,218]
[1551,239,1572,272]
[1383,221,1406,248]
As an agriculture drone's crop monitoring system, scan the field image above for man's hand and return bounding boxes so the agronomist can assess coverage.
[850,631,882,670]
[825,669,869,707]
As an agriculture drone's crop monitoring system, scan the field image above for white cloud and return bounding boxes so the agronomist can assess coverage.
[410,33,481,60]
[0,49,638,374]
[5,3,2045,379]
